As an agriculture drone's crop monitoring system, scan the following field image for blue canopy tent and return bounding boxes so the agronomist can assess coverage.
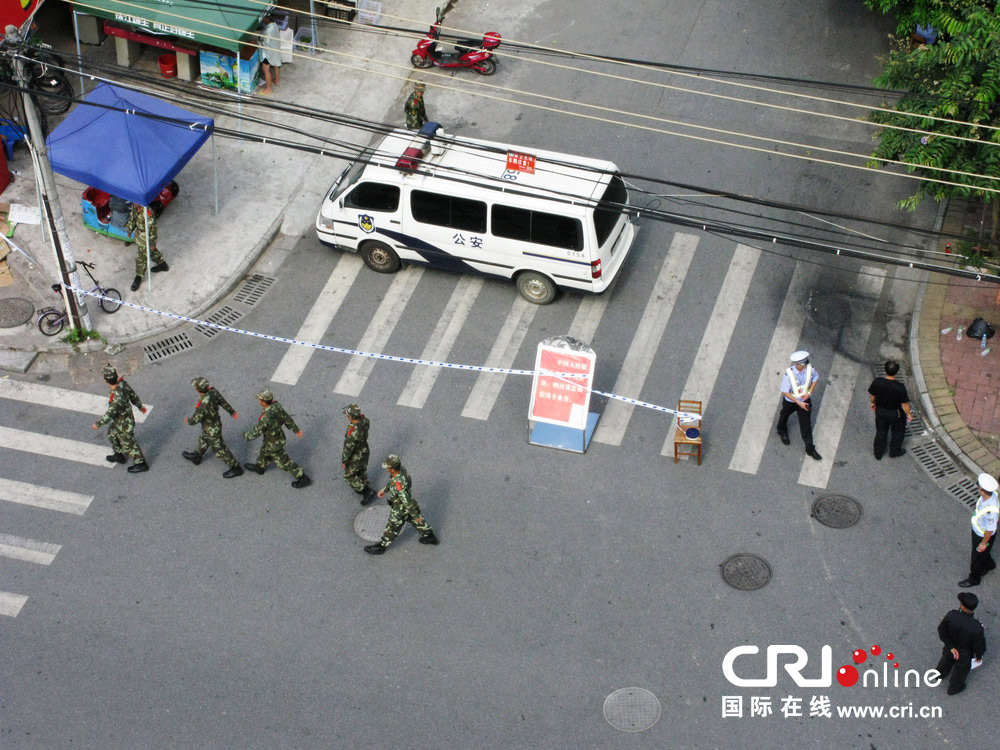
[46,81,215,207]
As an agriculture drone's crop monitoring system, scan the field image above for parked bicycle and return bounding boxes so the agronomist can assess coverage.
[37,261,121,336]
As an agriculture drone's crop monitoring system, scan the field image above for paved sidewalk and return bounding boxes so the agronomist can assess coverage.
[915,199,1000,479]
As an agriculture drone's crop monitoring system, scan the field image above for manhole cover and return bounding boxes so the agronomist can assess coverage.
[0,297,35,328]
[603,687,661,732]
[811,494,863,528]
[720,553,772,590]
[354,505,390,541]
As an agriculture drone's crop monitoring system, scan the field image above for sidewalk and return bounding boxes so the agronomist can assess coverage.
[915,198,1000,479]
[0,0,435,372]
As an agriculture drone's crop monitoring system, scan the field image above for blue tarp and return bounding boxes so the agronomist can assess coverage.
[47,82,214,206]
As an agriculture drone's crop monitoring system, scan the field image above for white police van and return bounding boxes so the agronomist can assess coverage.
[315,123,638,304]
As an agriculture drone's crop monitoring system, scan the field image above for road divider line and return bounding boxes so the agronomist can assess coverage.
[398,277,483,409]
[271,255,363,386]
[0,533,60,565]
[594,233,698,446]
[461,298,538,421]
[662,243,760,457]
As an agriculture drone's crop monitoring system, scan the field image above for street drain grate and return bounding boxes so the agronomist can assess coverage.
[0,298,35,328]
[944,476,980,509]
[143,332,195,362]
[193,305,244,339]
[720,553,772,591]
[603,687,661,732]
[911,442,961,480]
[232,274,275,306]
[811,494,863,528]
[354,506,390,541]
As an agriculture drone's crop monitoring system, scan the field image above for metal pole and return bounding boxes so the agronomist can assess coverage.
[71,10,85,97]
[4,24,92,331]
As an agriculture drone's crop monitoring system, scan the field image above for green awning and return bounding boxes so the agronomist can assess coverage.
[70,0,271,53]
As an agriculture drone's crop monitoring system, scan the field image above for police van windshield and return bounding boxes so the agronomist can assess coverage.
[329,155,368,201]
[593,174,628,246]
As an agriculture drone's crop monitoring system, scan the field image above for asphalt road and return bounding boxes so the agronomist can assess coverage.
[1,1,991,748]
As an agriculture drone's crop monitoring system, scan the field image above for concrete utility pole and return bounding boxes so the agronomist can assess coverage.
[4,24,91,331]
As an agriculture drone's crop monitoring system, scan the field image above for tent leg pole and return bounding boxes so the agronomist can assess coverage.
[213,134,218,215]
[72,11,85,97]
[144,209,151,294]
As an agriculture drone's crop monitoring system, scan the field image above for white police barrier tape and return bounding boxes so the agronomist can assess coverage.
[71,287,702,423]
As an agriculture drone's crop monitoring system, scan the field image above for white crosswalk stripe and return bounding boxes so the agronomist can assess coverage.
[334,268,425,397]
[593,233,698,446]
[0,377,152,422]
[461,298,538,420]
[0,592,28,617]
[0,533,60,565]
[0,426,113,467]
[0,477,94,515]
[662,243,760,458]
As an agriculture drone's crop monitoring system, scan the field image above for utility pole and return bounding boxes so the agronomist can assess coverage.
[4,24,91,332]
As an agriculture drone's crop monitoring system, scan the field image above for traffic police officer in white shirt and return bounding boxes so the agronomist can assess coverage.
[959,472,1000,587]
[777,350,822,461]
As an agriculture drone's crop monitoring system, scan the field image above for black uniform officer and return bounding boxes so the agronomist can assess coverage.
[935,592,986,695]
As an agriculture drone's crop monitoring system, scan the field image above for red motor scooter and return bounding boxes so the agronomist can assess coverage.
[410,8,501,75]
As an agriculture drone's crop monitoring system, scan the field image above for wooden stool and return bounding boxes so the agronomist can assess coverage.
[673,399,703,465]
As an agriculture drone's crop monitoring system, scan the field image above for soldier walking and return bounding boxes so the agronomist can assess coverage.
[242,389,311,488]
[404,83,427,130]
[183,376,243,478]
[92,364,149,473]
[125,203,169,292]
[342,404,376,505]
[365,454,438,555]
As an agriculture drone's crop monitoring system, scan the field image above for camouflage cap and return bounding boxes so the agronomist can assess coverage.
[414,82,426,92]
[343,403,361,418]
[382,454,401,470]
[102,363,118,382]
[257,388,274,403]
[191,376,210,393]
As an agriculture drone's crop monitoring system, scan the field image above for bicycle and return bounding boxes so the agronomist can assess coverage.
[37,261,122,336]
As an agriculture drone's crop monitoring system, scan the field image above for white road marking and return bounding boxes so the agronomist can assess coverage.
[0,478,94,515]
[0,591,28,617]
[567,293,610,347]
[270,255,363,386]
[798,267,885,488]
[0,426,113,468]
[0,533,60,565]
[0,378,151,422]
[398,277,483,409]
[662,243,760,457]
[728,263,815,474]
[593,233,698,446]
[334,268,425,397]
[460,298,538,420]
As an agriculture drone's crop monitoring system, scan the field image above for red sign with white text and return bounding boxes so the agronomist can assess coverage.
[529,346,595,429]
[506,150,536,174]
[2,0,42,35]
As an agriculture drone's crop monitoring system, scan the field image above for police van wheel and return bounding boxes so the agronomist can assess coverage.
[362,241,401,273]
[516,272,557,304]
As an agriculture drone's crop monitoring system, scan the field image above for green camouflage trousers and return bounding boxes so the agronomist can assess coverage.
[108,422,144,462]
[380,500,433,547]
[135,243,166,276]
[343,447,369,492]
[197,426,238,468]
[254,442,303,478]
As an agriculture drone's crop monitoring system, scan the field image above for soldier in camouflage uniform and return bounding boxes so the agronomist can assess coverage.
[125,203,169,292]
[341,403,376,505]
[92,364,149,473]
[404,83,427,130]
[242,389,311,488]
[364,454,438,554]
[183,377,243,478]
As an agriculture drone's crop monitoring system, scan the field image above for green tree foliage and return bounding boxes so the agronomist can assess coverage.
[864,0,940,36]
[867,1,1000,224]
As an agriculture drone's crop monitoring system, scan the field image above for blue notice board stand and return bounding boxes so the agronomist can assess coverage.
[528,412,600,454]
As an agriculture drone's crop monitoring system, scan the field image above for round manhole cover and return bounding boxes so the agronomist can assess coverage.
[720,553,772,590]
[0,298,35,328]
[354,505,390,541]
[811,494,863,528]
[603,687,661,732]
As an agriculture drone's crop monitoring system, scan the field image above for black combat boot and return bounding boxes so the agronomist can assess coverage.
[127,461,149,473]
[364,544,386,555]
[359,486,377,506]
[291,474,312,489]
[244,462,265,475]
[106,452,126,463]
[419,531,439,545]
[223,464,244,478]
[151,262,169,273]
[130,276,141,292]
[182,450,202,465]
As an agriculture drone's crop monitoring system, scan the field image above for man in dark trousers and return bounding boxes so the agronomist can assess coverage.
[867,360,913,459]
[777,350,821,460]
[935,592,986,695]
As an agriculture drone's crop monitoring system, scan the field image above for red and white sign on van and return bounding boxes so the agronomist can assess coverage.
[529,343,595,430]
[506,150,536,174]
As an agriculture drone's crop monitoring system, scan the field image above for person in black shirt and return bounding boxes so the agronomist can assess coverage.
[867,360,913,459]
[935,592,986,695]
